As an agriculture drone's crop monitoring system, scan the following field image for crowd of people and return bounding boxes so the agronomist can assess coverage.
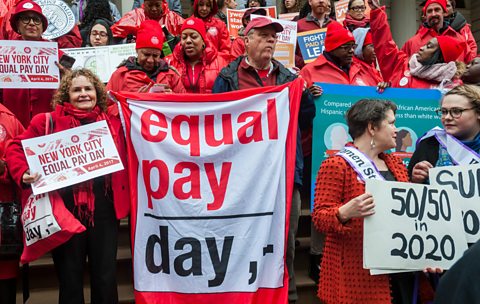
[0,0,479,303]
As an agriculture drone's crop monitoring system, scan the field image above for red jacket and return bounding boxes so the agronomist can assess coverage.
[312,149,409,303]
[401,25,474,64]
[5,107,130,220]
[299,55,377,87]
[111,1,184,38]
[353,57,383,85]
[165,43,228,93]
[231,36,245,59]
[0,104,24,279]
[369,7,441,89]
[458,24,477,63]
[192,0,231,60]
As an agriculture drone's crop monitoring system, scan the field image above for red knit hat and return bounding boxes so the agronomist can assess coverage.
[436,36,465,62]
[325,21,355,52]
[363,31,373,46]
[10,0,48,34]
[135,20,165,50]
[422,0,447,14]
[181,17,207,43]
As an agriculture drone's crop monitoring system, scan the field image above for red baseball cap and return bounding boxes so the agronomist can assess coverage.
[244,17,283,35]
[10,0,48,34]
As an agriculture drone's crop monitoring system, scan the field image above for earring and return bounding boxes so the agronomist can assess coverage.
[370,135,376,149]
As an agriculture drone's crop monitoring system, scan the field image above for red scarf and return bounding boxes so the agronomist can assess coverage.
[343,14,370,30]
[56,103,114,225]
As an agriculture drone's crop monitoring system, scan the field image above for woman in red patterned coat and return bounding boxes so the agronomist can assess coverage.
[165,17,228,93]
[312,99,411,303]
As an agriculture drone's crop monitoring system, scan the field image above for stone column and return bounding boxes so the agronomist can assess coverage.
[390,0,418,48]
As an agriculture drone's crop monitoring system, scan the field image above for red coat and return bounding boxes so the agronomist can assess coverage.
[192,0,231,60]
[111,1,184,38]
[458,24,477,63]
[369,7,439,89]
[231,36,245,59]
[312,150,409,303]
[165,43,228,93]
[0,104,24,280]
[5,107,130,220]
[353,57,383,85]
[401,25,474,64]
[299,55,378,87]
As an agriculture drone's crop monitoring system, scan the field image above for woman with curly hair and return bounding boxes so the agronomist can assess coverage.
[6,69,130,304]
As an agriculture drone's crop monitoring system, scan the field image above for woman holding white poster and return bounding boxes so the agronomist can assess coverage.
[313,99,417,303]
[6,68,130,304]
[409,85,480,183]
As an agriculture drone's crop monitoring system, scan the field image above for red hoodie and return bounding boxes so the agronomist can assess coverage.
[193,0,231,61]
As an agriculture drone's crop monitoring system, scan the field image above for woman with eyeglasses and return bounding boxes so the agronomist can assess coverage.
[367,0,465,89]
[409,85,480,184]
[344,0,369,32]
[82,18,114,47]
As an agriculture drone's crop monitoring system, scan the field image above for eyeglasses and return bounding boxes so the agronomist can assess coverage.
[90,31,108,38]
[19,14,42,25]
[337,44,358,51]
[435,107,477,118]
[350,6,366,12]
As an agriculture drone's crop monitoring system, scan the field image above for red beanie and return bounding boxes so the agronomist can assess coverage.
[422,0,447,14]
[136,20,165,50]
[437,36,465,62]
[10,0,48,34]
[181,17,207,43]
[325,21,355,52]
[363,31,373,46]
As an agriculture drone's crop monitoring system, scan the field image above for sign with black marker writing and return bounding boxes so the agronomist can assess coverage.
[364,180,468,272]
[429,165,480,243]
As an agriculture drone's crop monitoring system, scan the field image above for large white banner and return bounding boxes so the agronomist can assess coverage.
[430,165,480,243]
[364,180,468,273]
[22,120,124,195]
[115,80,304,303]
[0,40,59,89]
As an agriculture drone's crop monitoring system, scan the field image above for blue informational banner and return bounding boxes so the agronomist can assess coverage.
[310,84,443,208]
[297,29,326,63]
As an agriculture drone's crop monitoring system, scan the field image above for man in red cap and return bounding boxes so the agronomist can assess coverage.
[107,20,185,114]
[213,16,321,304]
[300,21,377,86]
[111,0,184,40]
[401,0,475,63]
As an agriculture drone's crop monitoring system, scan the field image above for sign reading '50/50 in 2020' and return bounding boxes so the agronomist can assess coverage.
[115,80,304,303]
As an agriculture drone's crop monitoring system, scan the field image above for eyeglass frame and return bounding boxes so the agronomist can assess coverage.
[336,44,358,51]
[350,6,366,12]
[435,107,477,118]
[18,14,42,25]
[90,30,108,38]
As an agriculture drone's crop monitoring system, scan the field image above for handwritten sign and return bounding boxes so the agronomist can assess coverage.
[430,165,480,243]
[62,43,136,83]
[0,40,59,89]
[297,29,326,63]
[364,180,468,272]
[22,120,124,195]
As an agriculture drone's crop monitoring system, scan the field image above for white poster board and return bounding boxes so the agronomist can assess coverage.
[62,43,136,83]
[22,120,124,195]
[364,180,468,274]
[429,165,480,243]
[0,40,59,89]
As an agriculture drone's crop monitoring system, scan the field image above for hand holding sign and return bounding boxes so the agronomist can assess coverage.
[338,192,375,223]
[411,160,434,183]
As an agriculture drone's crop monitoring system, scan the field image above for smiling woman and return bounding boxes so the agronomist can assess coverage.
[5,68,130,304]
